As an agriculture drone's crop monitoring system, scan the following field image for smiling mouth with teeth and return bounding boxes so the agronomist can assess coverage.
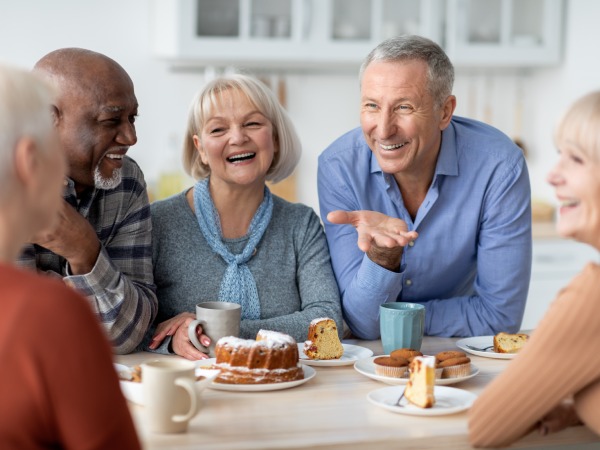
[560,199,579,207]
[106,154,124,160]
[380,143,407,150]
[227,152,256,163]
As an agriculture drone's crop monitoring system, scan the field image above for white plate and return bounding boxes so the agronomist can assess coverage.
[298,343,373,366]
[367,385,477,416]
[456,336,516,360]
[196,358,316,392]
[354,356,479,386]
[114,363,220,406]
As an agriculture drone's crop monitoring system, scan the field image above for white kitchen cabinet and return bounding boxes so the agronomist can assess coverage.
[445,0,564,67]
[521,238,599,330]
[151,0,444,69]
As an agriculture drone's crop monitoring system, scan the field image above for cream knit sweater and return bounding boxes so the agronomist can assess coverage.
[469,262,600,447]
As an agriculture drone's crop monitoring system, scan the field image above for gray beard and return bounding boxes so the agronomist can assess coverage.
[94,166,122,190]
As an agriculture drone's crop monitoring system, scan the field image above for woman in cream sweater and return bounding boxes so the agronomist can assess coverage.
[469,92,600,447]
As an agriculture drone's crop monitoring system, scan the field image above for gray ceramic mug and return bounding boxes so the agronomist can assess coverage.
[188,301,241,357]
[380,302,425,354]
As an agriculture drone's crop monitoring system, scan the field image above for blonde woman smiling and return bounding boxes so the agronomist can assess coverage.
[145,74,342,360]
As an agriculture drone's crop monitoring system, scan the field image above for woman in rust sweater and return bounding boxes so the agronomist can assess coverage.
[0,65,140,449]
[469,91,600,447]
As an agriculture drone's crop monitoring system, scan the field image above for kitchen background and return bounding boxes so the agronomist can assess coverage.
[1,0,598,328]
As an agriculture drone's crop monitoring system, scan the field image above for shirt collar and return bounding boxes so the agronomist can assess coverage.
[62,177,98,212]
[435,122,459,177]
[367,119,459,178]
[369,148,382,174]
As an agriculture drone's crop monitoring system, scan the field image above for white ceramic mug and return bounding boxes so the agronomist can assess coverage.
[188,301,241,357]
[142,359,201,433]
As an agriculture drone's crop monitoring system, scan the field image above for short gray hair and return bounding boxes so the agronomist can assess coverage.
[359,35,454,108]
[183,74,302,183]
[0,64,55,182]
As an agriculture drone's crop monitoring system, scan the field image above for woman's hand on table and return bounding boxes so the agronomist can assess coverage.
[150,312,211,360]
[538,402,582,436]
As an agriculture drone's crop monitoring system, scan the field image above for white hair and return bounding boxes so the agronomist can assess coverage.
[0,64,55,183]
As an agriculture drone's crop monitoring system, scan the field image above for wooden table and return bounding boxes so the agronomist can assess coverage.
[116,337,600,449]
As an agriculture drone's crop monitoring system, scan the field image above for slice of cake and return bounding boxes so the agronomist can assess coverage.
[303,317,344,360]
[404,356,435,408]
[493,332,529,354]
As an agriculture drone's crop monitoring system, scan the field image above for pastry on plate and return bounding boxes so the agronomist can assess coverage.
[373,356,409,378]
[493,332,529,353]
[404,356,436,408]
[213,330,303,384]
[303,317,344,360]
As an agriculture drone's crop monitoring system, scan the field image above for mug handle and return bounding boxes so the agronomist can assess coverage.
[188,319,209,352]
[172,377,199,423]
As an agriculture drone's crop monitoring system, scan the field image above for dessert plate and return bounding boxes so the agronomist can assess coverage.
[298,343,373,366]
[456,336,516,360]
[354,356,479,386]
[114,363,220,406]
[196,358,316,392]
[367,385,477,416]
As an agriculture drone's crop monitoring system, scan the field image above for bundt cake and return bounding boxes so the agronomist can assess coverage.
[213,330,304,384]
[304,317,344,360]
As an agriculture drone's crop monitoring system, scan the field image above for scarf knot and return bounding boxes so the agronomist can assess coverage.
[193,178,272,320]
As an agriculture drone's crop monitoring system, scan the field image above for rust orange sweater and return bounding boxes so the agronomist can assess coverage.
[469,262,600,447]
[0,263,140,449]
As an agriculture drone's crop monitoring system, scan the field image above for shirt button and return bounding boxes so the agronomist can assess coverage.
[408,241,415,247]
[405,279,412,286]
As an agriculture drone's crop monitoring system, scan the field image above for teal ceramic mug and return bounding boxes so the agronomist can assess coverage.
[380,302,425,354]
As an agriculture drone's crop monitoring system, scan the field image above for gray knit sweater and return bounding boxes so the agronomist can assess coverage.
[144,190,342,353]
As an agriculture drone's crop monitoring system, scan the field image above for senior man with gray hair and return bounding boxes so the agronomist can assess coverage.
[318,35,532,339]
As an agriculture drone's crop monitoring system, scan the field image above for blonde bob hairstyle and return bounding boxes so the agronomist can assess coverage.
[554,91,600,163]
[182,74,302,183]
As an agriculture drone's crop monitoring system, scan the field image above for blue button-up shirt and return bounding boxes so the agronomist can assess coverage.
[318,116,532,339]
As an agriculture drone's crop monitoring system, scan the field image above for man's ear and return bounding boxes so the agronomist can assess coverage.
[50,104,60,127]
[439,95,457,131]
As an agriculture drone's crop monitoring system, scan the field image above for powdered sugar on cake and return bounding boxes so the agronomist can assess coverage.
[212,330,304,384]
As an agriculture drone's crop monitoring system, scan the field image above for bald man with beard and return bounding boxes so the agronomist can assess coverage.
[17,48,157,354]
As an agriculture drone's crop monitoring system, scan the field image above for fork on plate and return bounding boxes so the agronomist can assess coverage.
[395,389,406,407]
[466,344,494,352]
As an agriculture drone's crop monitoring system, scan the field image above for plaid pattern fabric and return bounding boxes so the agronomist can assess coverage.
[17,157,157,354]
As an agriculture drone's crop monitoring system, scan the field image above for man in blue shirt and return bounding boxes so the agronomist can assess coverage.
[318,35,532,339]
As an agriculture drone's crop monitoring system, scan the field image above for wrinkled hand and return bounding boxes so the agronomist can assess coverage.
[150,312,211,360]
[328,210,418,271]
[538,402,582,436]
[31,199,100,275]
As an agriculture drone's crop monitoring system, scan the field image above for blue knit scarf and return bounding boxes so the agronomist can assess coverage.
[193,178,272,320]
